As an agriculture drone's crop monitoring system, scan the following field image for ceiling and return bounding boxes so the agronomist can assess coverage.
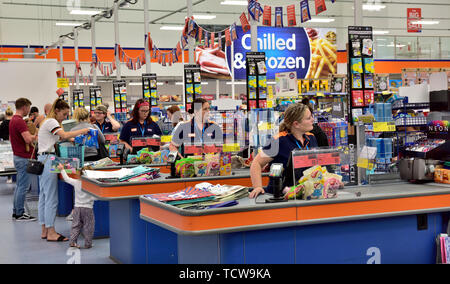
[1,0,450,48]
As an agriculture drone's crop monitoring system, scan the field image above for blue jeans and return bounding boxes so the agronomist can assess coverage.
[13,156,32,216]
[38,154,58,228]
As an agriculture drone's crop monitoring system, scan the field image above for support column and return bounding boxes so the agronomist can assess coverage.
[59,38,64,77]
[144,0,151,73]
[354,0,363,26]
[114,2,121,80]
[91,17,98,85]
[187,0,195,63]
[74,28,80,88]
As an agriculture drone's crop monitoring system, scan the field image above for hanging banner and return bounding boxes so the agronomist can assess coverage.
[300,0,312,23]
[226,26,337,80]
[275,7,283,27]
[315,0,327,15]
[287,4,297,27]
[262,6,272,26]
[240,13,251,33]
[407,8,422,33]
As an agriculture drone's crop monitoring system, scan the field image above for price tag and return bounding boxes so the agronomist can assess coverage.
[373,122,396,132]
[316,92,325,97]
[161,135,172,143]
[57,78,69,88]
[293,154,318,169]
[223,143,240,153]
[357,157,375,170]
[131,138,147,147]
[317,153,341,166]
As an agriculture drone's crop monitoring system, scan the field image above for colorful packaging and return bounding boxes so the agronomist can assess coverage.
[351,58,363,74]
[262,5,272,26]
[160,150,170,163]
[364,58,375,74]
[50,157,79,174]
[151,151,162,164]
[287,4,297,27]
[315,0,327,15]
[300,0,311,23]
[275,7,283,27]
[194,161,208,177]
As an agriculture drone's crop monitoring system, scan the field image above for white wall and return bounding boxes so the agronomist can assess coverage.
[0,59,58,113]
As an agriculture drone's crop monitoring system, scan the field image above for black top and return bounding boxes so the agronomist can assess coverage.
[310,124,329,147]
[0,120,10,140]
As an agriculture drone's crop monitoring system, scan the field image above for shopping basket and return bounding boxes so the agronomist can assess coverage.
[56,142,85,167]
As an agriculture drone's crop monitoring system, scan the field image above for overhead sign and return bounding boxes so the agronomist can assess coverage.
[407,8,422,33]
[226,26,337,80]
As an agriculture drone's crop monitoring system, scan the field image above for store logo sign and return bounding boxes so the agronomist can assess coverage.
[226,26,311,80]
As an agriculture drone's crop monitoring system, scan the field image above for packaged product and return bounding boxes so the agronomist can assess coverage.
[151,151,162,164]
[127,155,139,164]
[194,161,208,177]
[137,148,153,164]
[160,150,170,163]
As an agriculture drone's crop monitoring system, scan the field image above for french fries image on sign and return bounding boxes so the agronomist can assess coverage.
[306,30,337,79]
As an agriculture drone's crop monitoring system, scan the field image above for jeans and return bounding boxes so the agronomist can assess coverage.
[38,154,58,228]
[13,156,32,216]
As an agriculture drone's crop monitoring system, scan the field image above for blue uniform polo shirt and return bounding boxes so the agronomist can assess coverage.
[95,121,114,133]
[119,120,162,151]
[262,131,318,193]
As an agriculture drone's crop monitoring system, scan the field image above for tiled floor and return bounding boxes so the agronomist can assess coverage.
[0,177,114,264]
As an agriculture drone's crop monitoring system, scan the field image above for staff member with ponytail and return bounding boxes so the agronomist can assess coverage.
[119,99,162,153]
[249,103,318,198]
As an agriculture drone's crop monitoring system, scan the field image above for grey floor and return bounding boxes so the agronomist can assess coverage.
[0,177,114,264]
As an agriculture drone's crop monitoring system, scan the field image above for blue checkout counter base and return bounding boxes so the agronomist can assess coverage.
[109,198,178,264]
[176,212,448,264]
[57,180,110,239]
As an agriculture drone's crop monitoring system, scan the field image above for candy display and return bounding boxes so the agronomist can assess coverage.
[50,157,80,174]
[282,166,344,200]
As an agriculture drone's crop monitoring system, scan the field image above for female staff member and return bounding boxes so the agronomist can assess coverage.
[93,105,121,133]
[249,103,318,198]
[169,98,222,157]
[119,99,162,153]
[38,98,90,242]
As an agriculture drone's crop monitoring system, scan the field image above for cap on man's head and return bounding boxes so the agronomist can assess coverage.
[95,105,108,114]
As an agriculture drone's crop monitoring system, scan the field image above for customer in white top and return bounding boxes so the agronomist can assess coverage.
[37,98,89,242]
[58,164,96,249]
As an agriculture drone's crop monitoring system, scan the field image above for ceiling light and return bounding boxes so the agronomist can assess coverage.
[55,22,82,26]
[309,18,335,23]
[160,26,185,31]
[220,1,248,6]
[70,10,101,16]
[226,82,246,85]
[193,14,217,20]
[373,30,390,35]
[362,4,386,11]
[411,20,439,25]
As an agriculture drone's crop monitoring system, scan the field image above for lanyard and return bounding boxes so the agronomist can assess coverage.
[100,123,105,133]
[294,137,309,150]
[138,121,147,137]
[193,120,206,143]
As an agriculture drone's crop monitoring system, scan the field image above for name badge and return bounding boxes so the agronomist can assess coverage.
[147,129,153,132]
[207,133,213,137]
[188,133,195,138]
[131,128,137,132]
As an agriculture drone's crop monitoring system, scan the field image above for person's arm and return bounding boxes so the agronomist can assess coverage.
[58,164,79,186]
[107,111,121,132]
[249,152,273,199]
[21,131,36,144]
[56,128,90,140]
[120,140,133,152]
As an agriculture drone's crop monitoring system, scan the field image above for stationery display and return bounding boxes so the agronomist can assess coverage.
[246,52,268,110]
[184,65,202,111]
[113,80,128,116]
[89,86,102,114]
[142,73,158,106]
[72,89,84,109]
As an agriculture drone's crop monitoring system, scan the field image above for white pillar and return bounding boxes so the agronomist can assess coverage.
[354,0,363,26]
[250,18,258,52]
[91,17,97,85]
[74,28,80,88]
[143,0,151,73]
[59,38,64,76]
[114,2,121,80]
[187,0,195,64]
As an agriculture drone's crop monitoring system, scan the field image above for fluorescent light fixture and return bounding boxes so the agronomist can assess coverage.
[411,20,439,25]
[373,30,390,35]
[160,26,185,31]
[309,18,335,23]
[128,82,142,86]
[70,10,101,16]
[175,82,184,85]
[220,1,248,5]
[363,4,386,11]
[226,81,246,85]
[193,14,216,20]
[267,81,277,85]
[56,22,81,26]
[157,82,164,86]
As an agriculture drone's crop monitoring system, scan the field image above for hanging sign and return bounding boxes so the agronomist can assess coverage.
[407,8,422,33]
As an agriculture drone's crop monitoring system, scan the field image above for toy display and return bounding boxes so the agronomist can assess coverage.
[282,165,344,200]
[50,157,80,174]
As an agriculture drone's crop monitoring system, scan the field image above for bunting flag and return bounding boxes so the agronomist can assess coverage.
[240,12,251,33]
[176,42,182,57]
[230,23,238,41]
[248,0,258,21]
[181,35,188,50]
[287,4,297,27]
[172,49,178,63]
[204,31,209,47]
[262,5,271,26]
[198,27,203,44]
[275,7,283,27]
[210,32,215,48]
[218,32,222,49]
[315,0,327,15]
[225,28,232,47]
[300,0,312,23]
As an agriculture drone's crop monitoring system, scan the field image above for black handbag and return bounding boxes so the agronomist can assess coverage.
[26,143,49,175]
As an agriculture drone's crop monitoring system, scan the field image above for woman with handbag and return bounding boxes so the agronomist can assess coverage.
[37,99,89,242]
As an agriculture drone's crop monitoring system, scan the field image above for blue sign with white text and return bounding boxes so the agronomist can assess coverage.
[226,26,311,80]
